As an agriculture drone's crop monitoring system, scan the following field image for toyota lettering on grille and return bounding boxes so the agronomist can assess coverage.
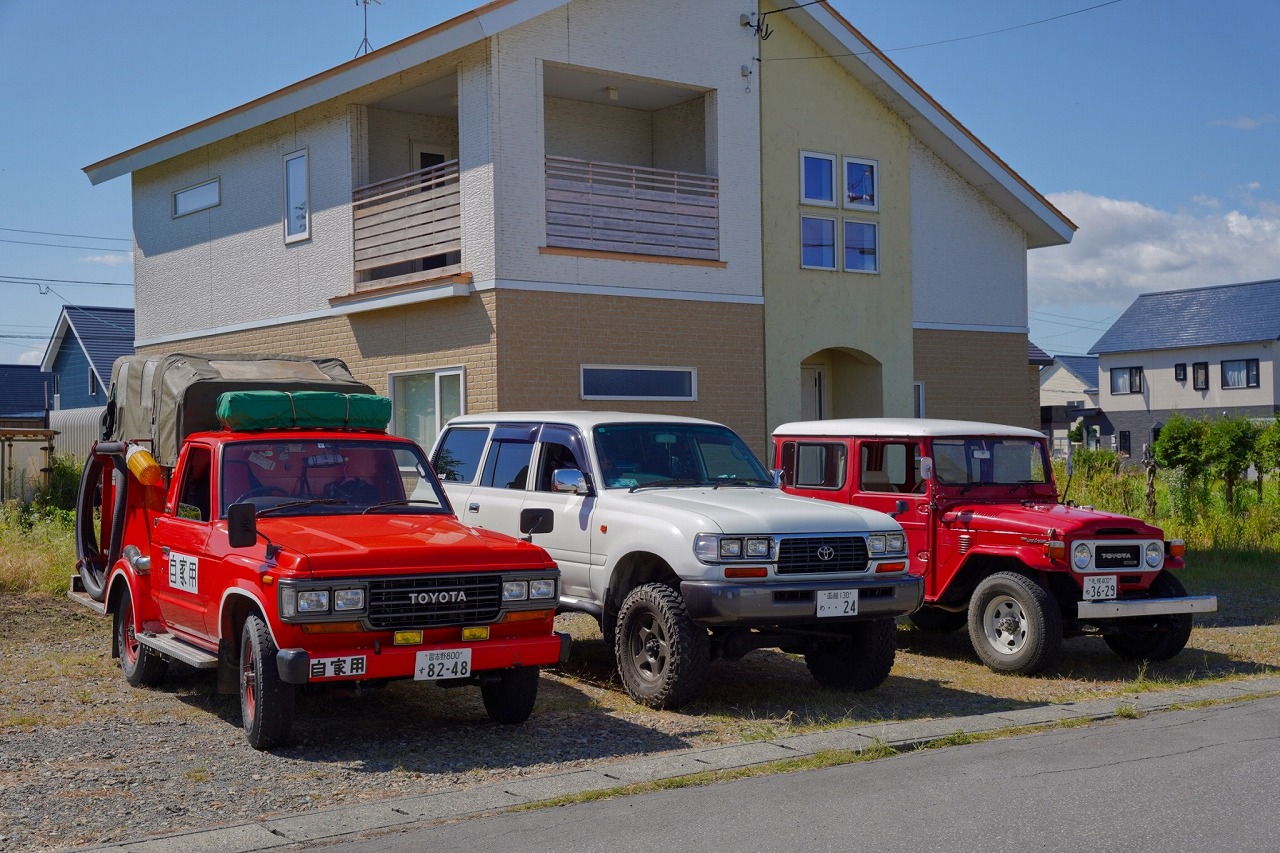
[409,591,468,605]
[816,545,836,561]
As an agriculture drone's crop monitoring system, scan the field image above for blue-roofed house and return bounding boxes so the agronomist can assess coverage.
[1039,354,1112,455]
[0,365,52,427]
[1090,278,1280,453]
[39,306,135,411]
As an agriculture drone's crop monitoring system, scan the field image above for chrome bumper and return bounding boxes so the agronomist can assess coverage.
[1077,595,1218,620]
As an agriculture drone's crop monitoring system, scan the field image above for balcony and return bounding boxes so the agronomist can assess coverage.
[544,155,719,262]
[352,160,461,292]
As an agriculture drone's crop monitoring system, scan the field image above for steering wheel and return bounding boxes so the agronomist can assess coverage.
[235,486,289,502]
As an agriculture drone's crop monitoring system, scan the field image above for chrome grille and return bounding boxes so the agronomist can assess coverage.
[776,536,868,574]
[366,574,502,629]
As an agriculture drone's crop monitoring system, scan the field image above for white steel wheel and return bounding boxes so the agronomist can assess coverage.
[967,571,1062,675]
[981,593,1029,657]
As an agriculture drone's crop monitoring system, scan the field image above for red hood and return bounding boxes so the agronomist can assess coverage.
[938,498,1166,539]
[258,513,554,577]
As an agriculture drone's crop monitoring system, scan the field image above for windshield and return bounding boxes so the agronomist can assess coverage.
[220,438,448,516]
[592,423,772,489]
[931,438,1050,487]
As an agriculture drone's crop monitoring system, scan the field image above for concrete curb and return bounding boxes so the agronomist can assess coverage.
[79,676,1280,852]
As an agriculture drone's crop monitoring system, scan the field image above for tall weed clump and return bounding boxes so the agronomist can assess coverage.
[0,501,76,596]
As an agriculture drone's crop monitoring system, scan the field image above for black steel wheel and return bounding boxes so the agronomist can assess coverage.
[614,583,710,710]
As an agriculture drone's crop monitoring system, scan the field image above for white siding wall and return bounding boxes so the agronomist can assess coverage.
[1099,341,1275,413]
[1040,364,1096,407]
[910,139,1028,331]
[365,107,458,184]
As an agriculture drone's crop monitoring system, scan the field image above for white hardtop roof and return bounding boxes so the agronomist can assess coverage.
[447,411,727,430]
[773,418,1047,440]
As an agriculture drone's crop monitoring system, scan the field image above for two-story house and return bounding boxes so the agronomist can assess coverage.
[1091,278,1280,453]
[39,305,136,458]
[84,0,1071,453]
[1039,353,1111,455]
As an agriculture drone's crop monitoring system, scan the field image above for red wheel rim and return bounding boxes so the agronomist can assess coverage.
[242,639,257,721]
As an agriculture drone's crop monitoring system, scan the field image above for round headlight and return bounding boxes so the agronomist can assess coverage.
[1145,541,1163,568]
[1073,542,1092,570]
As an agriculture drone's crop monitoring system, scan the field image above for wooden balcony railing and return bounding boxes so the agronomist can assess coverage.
[352,160,460,291]
[545,155,719,261]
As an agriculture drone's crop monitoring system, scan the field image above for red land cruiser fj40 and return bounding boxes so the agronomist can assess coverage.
[773,418,1217,674]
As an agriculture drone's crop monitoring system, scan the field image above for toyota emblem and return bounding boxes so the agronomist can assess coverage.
[816,545,836,561]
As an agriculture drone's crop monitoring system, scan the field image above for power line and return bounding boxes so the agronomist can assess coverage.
[0,275,134,288]
[0,237,131,252]
[0,226,131,243]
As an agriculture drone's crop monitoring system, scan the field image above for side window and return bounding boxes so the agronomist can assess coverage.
[481,440,534,490]
[536,441,585,492]
[434,427,489,483]
[178,446,212,521]
[859,442,916,492]
[793,442,847,489]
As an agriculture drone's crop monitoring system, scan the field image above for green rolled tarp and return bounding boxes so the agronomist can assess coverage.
[216,390,392,432]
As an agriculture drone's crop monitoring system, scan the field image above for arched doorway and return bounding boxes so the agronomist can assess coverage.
[800,347,884,420]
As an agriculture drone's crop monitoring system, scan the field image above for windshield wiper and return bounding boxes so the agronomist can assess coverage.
[712,478,773,488]
[1007,480,1042,494]
[362,499,442,514]
[958,481,996,495]
[256,498,348,516]
[629,479,700,492]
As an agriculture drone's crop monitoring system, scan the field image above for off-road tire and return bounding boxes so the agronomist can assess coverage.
[240,614,294,750]
[614,583,710,710]
[908,605,968,634]
[480,666,540,725]
[804,617,897,691]
[1103,570,1195,661]
[968,571,1062,675]
[115,591,167,687]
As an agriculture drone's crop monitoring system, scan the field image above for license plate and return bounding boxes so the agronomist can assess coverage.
[1082,575,1118,601]
[415,648,473,680]
[816,589,858,617]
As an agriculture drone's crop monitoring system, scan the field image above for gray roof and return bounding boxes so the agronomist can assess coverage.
[1027,340,1053,365]
[1055,355,1098,391]
[0,365,51,418]
[1090,278,1280,354]
[40,306,135,384]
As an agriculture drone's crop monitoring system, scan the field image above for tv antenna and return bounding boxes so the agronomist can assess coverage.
[354,0,382,58]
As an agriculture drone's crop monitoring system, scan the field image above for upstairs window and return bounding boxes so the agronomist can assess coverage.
[1222,358,1260,389]
[800,151,836,206]
[843,221,878,273]
[283,149,310,243]
[582,365,696,401]
[843,157,878,210]
[1192,362,1209,391]
[172,178,219,217]
[1110,366,1143,395]
[801,216,837,270]
[1174,363,1187,382]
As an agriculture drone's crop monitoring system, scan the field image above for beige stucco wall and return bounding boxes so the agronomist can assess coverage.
[758,5,914,433]
[915,328,1038,429]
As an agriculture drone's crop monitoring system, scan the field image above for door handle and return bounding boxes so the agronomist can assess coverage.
[467,502,480,513]
[161,546,171,555]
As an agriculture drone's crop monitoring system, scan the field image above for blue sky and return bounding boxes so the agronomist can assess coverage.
[1,0,1277,364]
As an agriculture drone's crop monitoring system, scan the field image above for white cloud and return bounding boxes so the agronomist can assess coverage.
[1029,190,1280,312]
[77,254,132,266]
[1210,114,1277,130]
[16,348,43,365]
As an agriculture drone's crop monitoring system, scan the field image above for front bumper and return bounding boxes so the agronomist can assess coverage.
[681,575,923,627]
[1077,595,1218,620]
[276,631,572,685]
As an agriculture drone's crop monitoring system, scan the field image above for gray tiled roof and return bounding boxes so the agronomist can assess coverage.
[0,365,52,418]
[1090,278,1280,354]
[1055,355,1098,390]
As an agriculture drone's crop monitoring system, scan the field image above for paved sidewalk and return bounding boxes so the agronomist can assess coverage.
[80,676,1280,853]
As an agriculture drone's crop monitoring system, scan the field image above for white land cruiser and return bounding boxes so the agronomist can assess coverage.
[430,412,923,709]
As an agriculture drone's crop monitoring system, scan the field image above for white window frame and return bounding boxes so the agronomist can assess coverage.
[88,368,97,396]
[172,178,220,218]
[388,367,466,449]
[283,148,310,244]
[913,382,925,418]
[842,219,879,274]
[581,364,697,402]
[800,150,837,207]
[800,215,838,271]
[842,156,879,211]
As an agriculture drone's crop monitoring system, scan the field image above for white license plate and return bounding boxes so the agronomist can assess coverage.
[1082,575,1118,601]
[816,589,859,618]
[415,648,473,680]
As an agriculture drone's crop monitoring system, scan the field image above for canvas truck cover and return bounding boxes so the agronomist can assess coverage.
[105,353,375,467]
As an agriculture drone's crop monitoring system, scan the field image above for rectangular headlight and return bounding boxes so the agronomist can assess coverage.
[720,538,743,558]
[746,537,771,558]
[886,534,905,552]
[334,588,365,611]
[297,590,330,613]
[503,581,529,601]
[868,534,886,554]
[529,579,557,599]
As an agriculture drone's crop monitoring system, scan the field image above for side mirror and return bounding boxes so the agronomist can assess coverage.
[919,457,934,481]
[226,502,258,549]
[519,507,554,538]
[890,499,909,518]
[552,468,591,496]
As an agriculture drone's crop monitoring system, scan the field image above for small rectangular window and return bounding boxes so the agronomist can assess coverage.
[1174,363,1186,382]
[843,220,878,273]
[1118,430,1131,455]
[88,368,97,396]
[800,151,836,206]
[843,157,878,210]
[1192,361,1208,391]
[1221,358,1260,389]
[801,216,837,270]
[1110,366,1143,395]
[390,368,465,450]
[284,149,310,243]
[913,382,925,418]
[172,178,219,217]
[581,365,696,401]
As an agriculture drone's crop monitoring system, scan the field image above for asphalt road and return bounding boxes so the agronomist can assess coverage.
[329,695,1280,852]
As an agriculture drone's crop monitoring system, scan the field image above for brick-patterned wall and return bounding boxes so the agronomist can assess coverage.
[914,328,1039,430]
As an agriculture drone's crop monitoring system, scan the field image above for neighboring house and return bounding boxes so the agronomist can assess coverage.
[0,365,55,501]
[0,365,51,428]
[1039,354,1112,455]
[1090,278,1280,454]
[40,305,135,411]
[84,0,1071,455]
